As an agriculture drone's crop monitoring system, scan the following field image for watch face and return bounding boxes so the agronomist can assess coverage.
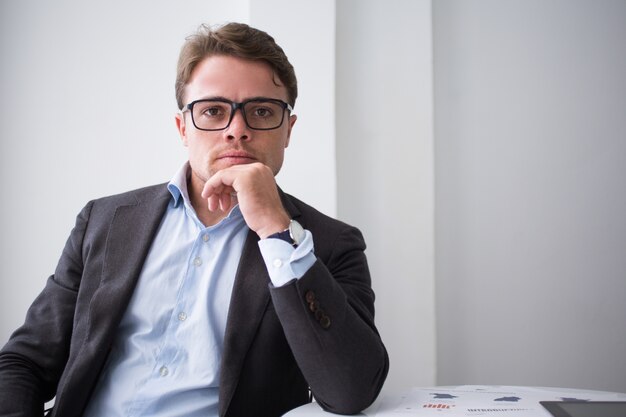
[289,220,305,245]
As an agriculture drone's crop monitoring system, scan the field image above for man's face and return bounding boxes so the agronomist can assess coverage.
[175,55,297,184]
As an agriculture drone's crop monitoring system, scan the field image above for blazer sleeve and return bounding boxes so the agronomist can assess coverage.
[269,224,389,415]
[0,201,93,416]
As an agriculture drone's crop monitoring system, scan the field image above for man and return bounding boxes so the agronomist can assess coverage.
[0,22,389,417]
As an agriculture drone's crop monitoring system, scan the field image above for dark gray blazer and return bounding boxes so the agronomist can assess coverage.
[0,184,388,417]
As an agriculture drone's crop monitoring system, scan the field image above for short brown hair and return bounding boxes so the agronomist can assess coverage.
[175,22,298,110]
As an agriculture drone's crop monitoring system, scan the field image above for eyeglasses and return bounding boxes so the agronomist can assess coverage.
[182,98,293,131]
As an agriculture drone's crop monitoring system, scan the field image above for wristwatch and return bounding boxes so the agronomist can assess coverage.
[267,219,305,247]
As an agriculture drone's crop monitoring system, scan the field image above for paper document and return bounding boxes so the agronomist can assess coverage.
[384,385,626,416]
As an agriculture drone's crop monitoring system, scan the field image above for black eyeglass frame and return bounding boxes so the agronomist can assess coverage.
[182,97,294,131]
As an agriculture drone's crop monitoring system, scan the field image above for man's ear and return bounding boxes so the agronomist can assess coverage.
[285,114,297,148]
[175,112,189,147]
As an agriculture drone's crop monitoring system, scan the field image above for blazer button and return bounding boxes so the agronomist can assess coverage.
[314,308,325,321]
[305,290,316,303]
[320,315,331,329]
[309,300,319,312]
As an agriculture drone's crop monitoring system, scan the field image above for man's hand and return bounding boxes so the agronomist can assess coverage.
[201,162,290,238]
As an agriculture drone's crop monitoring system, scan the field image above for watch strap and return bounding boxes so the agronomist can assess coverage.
[267,220,304,247]
[267,229,295,246]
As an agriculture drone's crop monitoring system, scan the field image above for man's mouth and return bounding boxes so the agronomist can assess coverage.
[217,151,257,164]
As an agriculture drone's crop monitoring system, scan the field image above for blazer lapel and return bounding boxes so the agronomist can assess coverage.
[84,186,171,352]
[218,229,270,416]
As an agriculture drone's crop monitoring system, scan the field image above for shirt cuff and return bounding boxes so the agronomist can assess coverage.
[258,229,316,287]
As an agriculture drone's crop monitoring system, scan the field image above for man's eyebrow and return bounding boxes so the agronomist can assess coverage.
[195,95,230,102]
[192,96,283,104]
[244,96,277,101]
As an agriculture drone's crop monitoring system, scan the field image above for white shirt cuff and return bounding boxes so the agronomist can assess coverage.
[258,229,316,287]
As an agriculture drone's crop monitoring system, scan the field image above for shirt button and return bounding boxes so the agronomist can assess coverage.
[193,257,202,267]
[273,259,283,268]
[178,312,187,321]
[202,234,209,242]
[159,366,169,377]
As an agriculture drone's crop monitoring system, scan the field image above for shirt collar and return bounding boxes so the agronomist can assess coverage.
[167,161,192,208]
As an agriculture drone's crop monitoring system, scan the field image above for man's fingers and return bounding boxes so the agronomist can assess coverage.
[207,194,221,212]
[219,192,232,212]
[202,170,231,199]
[203,173,237,212]
[202,181,224,199]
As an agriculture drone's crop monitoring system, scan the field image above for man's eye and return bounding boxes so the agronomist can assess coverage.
[252,107,272,118]
[203,107,222,116]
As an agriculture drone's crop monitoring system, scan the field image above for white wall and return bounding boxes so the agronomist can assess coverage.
[434,0,626,392]
[0,0,337,344]
[336,0,437,390]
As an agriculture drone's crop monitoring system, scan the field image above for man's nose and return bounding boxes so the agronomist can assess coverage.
[226,109,250,141]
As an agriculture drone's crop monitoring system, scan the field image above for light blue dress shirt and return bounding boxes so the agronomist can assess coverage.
[83,163,315,417]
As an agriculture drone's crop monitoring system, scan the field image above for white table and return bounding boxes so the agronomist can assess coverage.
[283,385,626,416]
